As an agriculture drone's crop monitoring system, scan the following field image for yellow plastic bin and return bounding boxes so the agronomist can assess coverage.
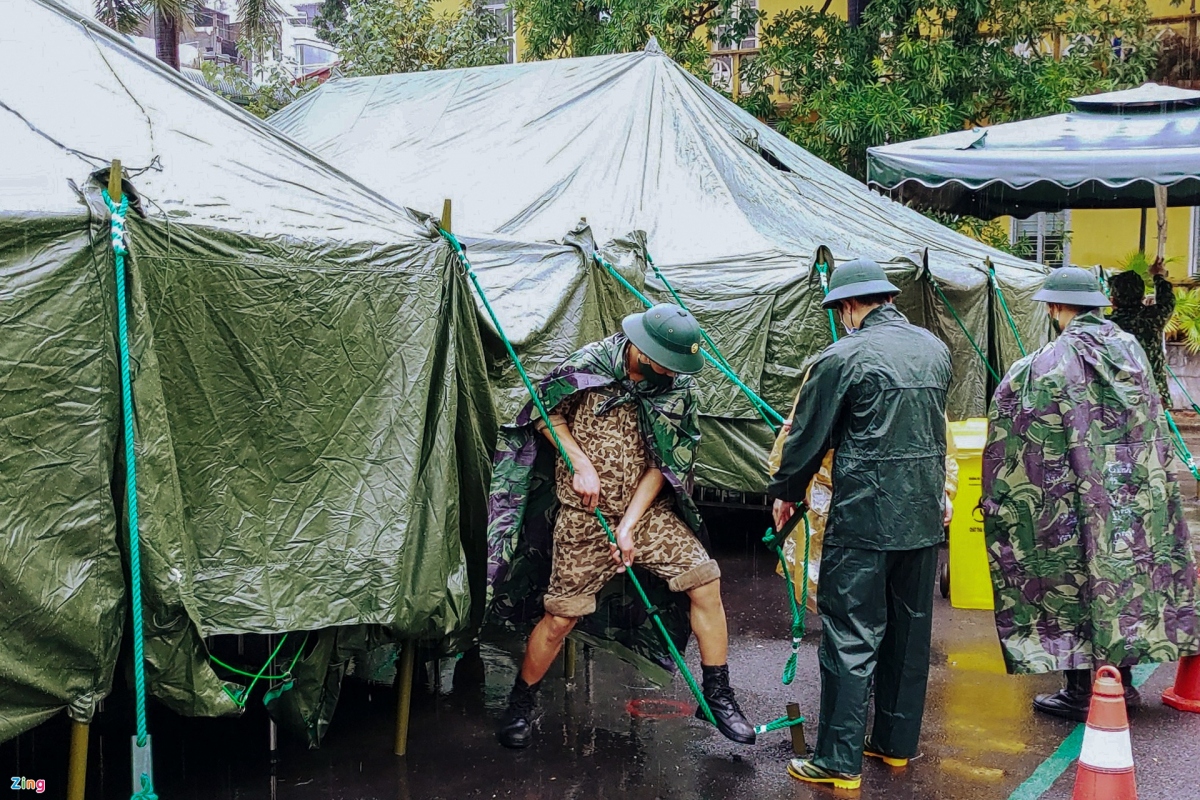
[946,419,993,610]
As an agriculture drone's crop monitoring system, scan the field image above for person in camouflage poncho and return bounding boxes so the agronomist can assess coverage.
[983,267,1200,723]
[488,305,754,749]
[1108,265,1174,408]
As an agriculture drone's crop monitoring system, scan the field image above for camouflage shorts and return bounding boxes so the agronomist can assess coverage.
[544,499,719,618]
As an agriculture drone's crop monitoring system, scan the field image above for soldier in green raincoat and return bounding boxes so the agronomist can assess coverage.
[768,259,953,791]
[983,267,1200,722]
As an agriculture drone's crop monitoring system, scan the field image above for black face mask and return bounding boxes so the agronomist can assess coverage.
[638,358,673,390]
[1049,313,1062,335]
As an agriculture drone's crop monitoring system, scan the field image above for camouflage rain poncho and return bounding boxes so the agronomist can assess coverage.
[486,334,704,677]
[983,312,1200,674]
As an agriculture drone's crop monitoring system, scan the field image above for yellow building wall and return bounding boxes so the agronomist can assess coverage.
[1070,208,1196,283]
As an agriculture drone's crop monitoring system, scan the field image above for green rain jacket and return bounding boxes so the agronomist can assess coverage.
[767,305,953,550]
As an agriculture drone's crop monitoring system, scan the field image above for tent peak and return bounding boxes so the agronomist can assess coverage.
[1069,82,1200,113]
[644,37,663,54]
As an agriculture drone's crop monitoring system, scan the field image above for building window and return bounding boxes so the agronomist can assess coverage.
[710,54,733,91]
[1011,210,1070,267]
[712,0,758,52]
[296,43,337,68]
[484,3,516,64]
[1190,207,1200,279]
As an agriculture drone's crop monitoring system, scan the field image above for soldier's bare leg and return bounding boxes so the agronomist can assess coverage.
[687,579,728,666]
[519,613,577,685]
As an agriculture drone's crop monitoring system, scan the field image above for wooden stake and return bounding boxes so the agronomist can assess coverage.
[787,702,806,756]
[66,720,89,800]
[394,642,416,756]
[563,638,577,682]
[441,198,452,235]
[108,159,123,203]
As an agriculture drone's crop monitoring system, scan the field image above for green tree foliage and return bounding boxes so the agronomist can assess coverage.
[96,0,282,71]
[1167,287,1200,353]
[743,0,1159,179]
[319,0,509,76]
[514,0,1160,249]
[507,0,758,75]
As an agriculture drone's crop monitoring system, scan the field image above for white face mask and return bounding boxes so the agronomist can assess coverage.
[840,308,859,335]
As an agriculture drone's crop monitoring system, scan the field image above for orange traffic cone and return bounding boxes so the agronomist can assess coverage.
[1162,654,1200,714]
[1072,665,1136,800]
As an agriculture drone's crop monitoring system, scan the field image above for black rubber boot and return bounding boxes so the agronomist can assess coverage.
[1033,669,1092,722]
[695,664,756,744]
[497,676,540,749]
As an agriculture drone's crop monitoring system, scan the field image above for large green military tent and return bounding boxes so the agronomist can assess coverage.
[272,41,1049,492]
[0,0,610,745]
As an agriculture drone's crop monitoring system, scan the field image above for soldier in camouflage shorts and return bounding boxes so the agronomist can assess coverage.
[543,391,720,617]
[495,304,755,750]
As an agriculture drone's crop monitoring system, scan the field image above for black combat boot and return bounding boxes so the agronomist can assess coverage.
[1033,669,1092,722]
[695,664,756,744]
[497,676,540,749]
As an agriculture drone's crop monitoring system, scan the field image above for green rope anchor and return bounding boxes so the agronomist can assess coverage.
[441,230,717,726]
[103,188,158,800]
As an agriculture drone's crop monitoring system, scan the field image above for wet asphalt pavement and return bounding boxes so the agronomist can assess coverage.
[6,477,1200,799]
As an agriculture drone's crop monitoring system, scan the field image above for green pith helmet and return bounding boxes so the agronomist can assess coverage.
[822,258,902,309]
[1032,267,1111,307]
[622,303,705,374]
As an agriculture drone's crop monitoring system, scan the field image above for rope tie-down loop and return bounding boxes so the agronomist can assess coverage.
[102,182,158,800]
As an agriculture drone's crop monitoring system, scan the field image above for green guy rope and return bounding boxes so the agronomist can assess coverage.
[442,230,716,726]
[989,265,1027,357]
[103,189,158,800]
[928,276,1002,383]
[212,633,309,707]
[1168,363,1200,415]
[1165,409,1200,481]
[220,634,293,708]
[643,251,778,432]
[593,253,784,429]
[814,262,839,343]
[762,514,810,686]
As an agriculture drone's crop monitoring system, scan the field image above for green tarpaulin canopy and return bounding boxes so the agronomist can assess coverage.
[867,83,1200,219]
[271,40,1048,491]
[1,0,508,745]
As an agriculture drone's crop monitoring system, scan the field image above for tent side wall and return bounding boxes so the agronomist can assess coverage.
[130,215,495,637]
[0,194,498,741]
[0,216,125,741]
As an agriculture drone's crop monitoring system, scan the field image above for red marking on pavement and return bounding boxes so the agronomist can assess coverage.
[626,698,693,719]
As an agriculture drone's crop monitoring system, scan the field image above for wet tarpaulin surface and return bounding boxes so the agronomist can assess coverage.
[0,0,497,743]
[271,41,1049,490]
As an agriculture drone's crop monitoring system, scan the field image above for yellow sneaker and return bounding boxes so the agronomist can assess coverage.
[863,740,909,768]
[787,758,862,790]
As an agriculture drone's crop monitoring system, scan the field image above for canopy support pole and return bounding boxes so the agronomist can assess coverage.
[393,642,415,756]
[1140,208,1148,254]
[1155,184,1169,265]
[67,719,89,800]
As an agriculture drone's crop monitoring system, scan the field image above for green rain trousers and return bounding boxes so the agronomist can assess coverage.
[814,544,938,775]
